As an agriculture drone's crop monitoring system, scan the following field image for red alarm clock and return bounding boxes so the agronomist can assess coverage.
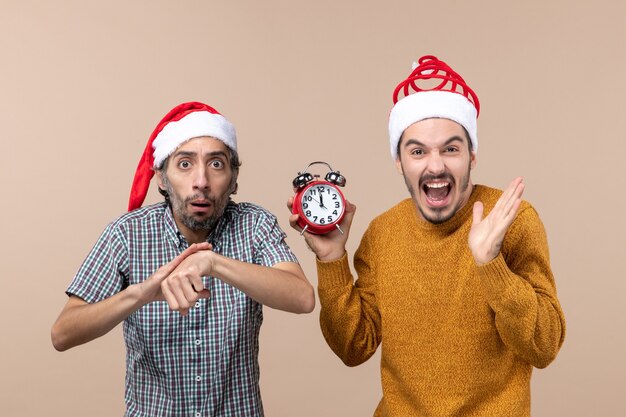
[292,161,347,235]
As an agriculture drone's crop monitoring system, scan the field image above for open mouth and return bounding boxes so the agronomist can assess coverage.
[189,200,212,212]
[422,181,451,207]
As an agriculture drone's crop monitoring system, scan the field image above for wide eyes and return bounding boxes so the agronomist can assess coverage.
[176,159,225,169]
[410,148,424,156]
[210,160,225,169]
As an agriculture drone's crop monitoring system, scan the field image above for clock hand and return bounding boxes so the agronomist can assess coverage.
[309,196,328,210]
[319,193,325,208]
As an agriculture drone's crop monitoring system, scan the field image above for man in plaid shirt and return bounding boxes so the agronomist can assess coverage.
[51,102,315,417]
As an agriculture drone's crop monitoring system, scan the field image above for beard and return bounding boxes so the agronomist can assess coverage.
[404,159,472,225]
[161,175,232,233]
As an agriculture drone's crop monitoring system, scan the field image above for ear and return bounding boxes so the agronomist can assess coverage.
[470,151,477,170]
[395,156,404,175]
[156,170,165,190]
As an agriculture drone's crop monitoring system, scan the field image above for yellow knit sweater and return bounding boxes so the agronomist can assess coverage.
[317,185,565,417]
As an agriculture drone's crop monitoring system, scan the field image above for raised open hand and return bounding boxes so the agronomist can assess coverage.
[468,177,525,266]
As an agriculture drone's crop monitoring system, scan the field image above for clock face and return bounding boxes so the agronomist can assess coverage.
[299,182,345,227]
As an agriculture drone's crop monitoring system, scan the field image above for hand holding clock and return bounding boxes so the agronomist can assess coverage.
[289,161,350,260]
[288,196,357,262]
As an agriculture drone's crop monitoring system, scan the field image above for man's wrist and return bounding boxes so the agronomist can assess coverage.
[317,250,347,263]
[472,248,498,267]
[128,281,152,308]
[200,250,218,276]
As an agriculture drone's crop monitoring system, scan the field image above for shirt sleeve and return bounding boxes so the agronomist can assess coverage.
[252,211,298,267]
[317,225,381,367]
[476,205,566,368]
[66,222,129,304]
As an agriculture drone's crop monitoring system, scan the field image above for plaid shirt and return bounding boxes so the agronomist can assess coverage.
[67,201,298,417]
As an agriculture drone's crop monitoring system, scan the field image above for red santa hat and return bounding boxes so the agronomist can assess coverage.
[128,101,237,211]
[388,55,480,159]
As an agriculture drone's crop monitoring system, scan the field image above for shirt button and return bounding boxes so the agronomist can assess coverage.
[195,413,201,417]
[195,339,201,346]
[195,301,201,308]
[196,375,202,382]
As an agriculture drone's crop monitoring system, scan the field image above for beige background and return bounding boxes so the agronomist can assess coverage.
[1,1,624,416]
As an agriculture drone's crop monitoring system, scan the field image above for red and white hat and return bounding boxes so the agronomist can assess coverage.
[388,55,480,160]
[128,101,237,211]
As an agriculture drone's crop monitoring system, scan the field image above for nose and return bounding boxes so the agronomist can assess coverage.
[192,165,210,191]
[425,151,445,175]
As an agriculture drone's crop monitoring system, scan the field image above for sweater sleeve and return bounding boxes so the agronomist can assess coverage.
[317,227,381,367]
[477,205,565,368]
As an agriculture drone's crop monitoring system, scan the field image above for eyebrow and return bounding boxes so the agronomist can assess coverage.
[172,150,229,159]
[403,136,465,148]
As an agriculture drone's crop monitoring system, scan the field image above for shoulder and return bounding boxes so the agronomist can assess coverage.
[224,201,281,232]
[508,201,544,240]
[109,202,167,231]
[226,201,276,221]
[225,202,291,249]
[370,199,414,227]
[364,198,415,239]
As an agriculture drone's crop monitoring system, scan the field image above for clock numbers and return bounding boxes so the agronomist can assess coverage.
[300,183,345,226]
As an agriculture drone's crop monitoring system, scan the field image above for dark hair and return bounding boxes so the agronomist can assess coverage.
[156,146,241,201]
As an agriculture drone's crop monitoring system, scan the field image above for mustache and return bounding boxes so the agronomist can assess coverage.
[184,193,216,204]
[419,173,455,188]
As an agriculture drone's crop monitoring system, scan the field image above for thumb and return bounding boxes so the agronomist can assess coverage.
[341,201,357,228]
[288,213,301,231]
[472,201,484,226]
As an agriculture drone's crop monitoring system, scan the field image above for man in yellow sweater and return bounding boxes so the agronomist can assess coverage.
[289,55,565,416]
